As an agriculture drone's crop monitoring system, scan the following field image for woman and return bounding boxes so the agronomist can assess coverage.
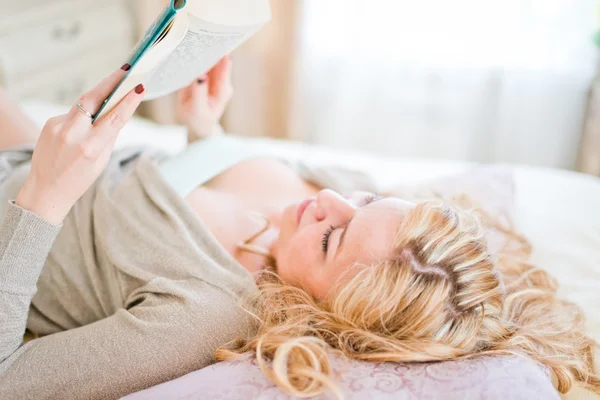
[0,57,598,399]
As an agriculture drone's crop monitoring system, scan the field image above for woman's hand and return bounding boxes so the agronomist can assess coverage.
[15,66,145,225]
[176,56,233,142]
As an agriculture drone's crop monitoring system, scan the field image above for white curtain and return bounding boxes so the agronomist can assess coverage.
[289,0,598,169]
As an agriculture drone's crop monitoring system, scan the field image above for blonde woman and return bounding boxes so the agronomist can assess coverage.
[0,58,598,399]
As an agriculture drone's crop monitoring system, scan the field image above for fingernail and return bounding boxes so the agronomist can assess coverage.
[121,63,131,71]
[135,84,145,94]
[197,79,205,85]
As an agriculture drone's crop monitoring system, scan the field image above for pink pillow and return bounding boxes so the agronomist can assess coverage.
[123,356,557,399]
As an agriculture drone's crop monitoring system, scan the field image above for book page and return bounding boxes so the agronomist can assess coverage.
[143,14,262,100]
[184,0,272,27]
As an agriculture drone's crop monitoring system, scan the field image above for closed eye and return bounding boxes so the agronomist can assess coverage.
[321,194,381,254]
[322,225,335,253]
[363,194,380,205]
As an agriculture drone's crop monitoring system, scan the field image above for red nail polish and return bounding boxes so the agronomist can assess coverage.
[135,84,145,94]
[121,63,131,71]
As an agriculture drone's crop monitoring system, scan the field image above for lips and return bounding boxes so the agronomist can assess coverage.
[297,198,314,224]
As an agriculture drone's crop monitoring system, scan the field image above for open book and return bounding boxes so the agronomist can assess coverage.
[93,0,271,122]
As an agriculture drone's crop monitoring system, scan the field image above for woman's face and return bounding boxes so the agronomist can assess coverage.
[272,189,415,299]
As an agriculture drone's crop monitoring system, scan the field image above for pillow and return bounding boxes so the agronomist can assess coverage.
[383,165,516,219]
[123,356,557,400]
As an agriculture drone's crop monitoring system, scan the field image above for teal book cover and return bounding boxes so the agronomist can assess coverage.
[92,0,187,122]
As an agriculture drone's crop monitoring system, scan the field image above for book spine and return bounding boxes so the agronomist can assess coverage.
[127,1,180,68]
[92,0,182,122]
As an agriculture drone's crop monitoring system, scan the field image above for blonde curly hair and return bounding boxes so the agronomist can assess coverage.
[216,200,599,398]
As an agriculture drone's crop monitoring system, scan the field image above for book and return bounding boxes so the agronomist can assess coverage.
[93,0,271,122]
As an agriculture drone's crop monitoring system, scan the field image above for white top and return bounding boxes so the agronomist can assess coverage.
[158,135,278,197]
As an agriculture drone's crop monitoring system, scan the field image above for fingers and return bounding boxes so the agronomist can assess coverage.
[177,83,193,105]
[191,75,209,107]
[175,57,233,129]
[67,64,131,125]
[208,56,233,100]
[85,84,145,157]
[196,73,208,85]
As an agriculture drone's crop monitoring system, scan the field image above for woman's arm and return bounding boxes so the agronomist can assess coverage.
[0,88,41,150]
[0,202,62,364]
[0,278,252,399]
[176,56,233,144]
[14,66,144,224]
[0,65,143,367]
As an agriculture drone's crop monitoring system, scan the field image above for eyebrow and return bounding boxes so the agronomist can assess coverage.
[334,196,383,259]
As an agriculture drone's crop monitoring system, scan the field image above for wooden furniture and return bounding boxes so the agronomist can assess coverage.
[0,0,134,106]
[222,0,300,138]
[577,71,600,176]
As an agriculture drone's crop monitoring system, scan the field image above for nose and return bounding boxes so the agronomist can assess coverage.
[314,189,356,224]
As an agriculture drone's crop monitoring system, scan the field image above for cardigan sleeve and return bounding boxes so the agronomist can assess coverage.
[0,276,254,400]
[0,200,62,366]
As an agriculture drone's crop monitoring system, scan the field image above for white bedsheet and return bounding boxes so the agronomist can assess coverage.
[21,101,600,342]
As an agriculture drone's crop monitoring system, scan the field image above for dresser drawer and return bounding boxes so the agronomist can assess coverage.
[0,0,66,25]
[0,1,133,81]
[6,41,131,106]
[0,0,102,39]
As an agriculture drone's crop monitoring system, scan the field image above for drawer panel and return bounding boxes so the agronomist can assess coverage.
[6,41,131,106]
[0,0,104,37]
[0,0,76,27]
[0,1,133,81]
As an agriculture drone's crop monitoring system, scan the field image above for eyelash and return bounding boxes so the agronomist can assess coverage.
[322,225,335,253]
[321,194,379,254]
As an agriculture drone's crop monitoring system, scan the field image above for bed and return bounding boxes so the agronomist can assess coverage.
[21,101,600,400]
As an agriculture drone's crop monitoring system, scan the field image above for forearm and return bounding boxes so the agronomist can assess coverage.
[0,279,251,399]
[0,201,61,364]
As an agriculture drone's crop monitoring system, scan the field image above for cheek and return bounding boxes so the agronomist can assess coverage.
[273,206,296,265]
[274,228,321,286]
[276,204,299,250]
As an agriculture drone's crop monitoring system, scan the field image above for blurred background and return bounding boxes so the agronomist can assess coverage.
[1,0,599,174]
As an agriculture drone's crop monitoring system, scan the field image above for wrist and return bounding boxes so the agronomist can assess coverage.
[15,181,70,225]
[187,123,224,143]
